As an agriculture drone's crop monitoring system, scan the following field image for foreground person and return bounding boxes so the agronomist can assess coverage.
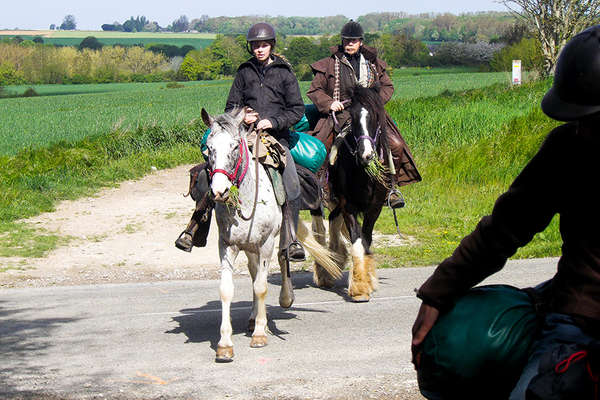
[175,22,306,262]
[307,20,421,207]
[411,26,600,399]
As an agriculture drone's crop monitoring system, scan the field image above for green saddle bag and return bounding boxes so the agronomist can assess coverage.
[418,284,540,400]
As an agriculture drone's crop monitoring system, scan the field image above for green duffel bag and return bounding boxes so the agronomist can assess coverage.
[418,284,541,400]
[288,130,326,174]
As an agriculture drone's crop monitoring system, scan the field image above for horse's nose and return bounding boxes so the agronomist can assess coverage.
[213,187,229,203]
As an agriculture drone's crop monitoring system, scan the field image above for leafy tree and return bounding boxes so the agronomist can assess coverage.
[500,0,600,76]
[79,36,103,50]
[285,37,319,66]
[49,24,56,30]
[489,37,544,72]
[172,15,190,32]
[60,15,77,30]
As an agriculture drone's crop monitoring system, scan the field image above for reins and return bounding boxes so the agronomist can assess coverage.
[237,125,261,222]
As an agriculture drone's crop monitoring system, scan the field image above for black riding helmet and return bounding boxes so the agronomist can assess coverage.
[341,20,364,40]
[542,25,600,121]
[246,22,276,54]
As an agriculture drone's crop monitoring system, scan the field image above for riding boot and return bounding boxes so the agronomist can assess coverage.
[175,164,213,253]
[387,190,405,209]
[175,196,213,252]
[279,198,305,262]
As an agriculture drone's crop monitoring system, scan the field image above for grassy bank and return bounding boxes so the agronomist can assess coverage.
[375,79,561,267]
[0,72,562,265]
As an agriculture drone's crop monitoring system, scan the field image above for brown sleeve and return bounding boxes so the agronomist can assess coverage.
[376,59,394,105]
[307,61,334,114]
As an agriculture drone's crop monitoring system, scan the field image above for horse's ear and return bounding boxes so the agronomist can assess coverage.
[233,107,247,127]
[201,108,213,127]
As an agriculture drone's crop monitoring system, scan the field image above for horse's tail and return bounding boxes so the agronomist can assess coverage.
[297,221,343,279]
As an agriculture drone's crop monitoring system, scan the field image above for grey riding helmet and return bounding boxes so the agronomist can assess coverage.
[542,25,600,121]
[341,20,364,40]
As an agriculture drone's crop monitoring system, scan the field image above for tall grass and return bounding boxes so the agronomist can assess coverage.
[375,79,562,266]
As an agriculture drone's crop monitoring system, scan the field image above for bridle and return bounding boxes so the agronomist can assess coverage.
[332,104,381,157]
[209,136,250,187]
[207,125,261,222]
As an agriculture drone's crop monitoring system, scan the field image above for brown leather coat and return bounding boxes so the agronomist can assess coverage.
[306,45,421,186]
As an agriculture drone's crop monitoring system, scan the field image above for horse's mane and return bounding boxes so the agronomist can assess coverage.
[349,86,385,126]
[349,85,388,149]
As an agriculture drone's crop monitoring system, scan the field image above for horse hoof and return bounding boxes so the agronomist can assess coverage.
[250,335,267,348]
[215,345,234,363]
[351,294,371,302]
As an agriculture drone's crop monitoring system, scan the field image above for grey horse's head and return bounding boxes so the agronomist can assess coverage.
[201,108,248,202]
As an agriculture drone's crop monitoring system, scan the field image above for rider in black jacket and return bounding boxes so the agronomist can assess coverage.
[175,23,306,262]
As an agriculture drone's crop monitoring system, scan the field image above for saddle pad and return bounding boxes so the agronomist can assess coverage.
[266,166,286,206]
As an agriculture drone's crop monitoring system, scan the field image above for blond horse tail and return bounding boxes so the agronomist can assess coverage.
[297,220,343,279]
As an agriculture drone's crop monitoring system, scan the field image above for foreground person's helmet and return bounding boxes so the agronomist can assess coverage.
[246,23,276,43]
[542,25,600,121]
[341,20,364,39]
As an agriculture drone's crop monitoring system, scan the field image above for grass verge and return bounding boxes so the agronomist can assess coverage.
[0,119,206,258]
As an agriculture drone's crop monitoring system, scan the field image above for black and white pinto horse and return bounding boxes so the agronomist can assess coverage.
[312,86,391,302]
[201,108,341,362]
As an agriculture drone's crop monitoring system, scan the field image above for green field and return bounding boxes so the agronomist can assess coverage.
[1,69,513,156]
[0,30,215,48]
[0,67,562,265]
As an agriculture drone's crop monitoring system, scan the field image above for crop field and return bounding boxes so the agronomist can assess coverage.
[0,67,563,264]
[0,30,215,48]
[1,69,510,156]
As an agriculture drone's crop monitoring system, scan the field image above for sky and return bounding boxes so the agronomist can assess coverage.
[2,0,509,31]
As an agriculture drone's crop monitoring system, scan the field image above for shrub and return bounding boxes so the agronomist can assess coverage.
[79,36,103,51]
[0,62,26,85]
[432,41,504,66]
[489,38,543,73]
[22,87,38,97]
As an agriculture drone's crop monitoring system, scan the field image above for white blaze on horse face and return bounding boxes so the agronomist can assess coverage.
[210,132,234,200]
[359,108,374,163]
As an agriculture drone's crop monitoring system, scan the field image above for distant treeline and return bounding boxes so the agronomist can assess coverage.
[100,12,516,43]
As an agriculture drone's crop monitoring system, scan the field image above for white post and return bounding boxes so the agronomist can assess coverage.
[512,60,522,85]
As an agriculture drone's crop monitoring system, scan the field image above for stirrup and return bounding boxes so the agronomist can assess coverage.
[175,230,193,253]
[281,240,305,262]
[387,188,405,209]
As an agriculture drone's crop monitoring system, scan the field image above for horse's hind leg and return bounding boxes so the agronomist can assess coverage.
[343,212,372,302]
[216,243,238,362]
[311,210,336,288]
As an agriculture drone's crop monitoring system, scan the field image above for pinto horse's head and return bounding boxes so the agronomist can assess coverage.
[348,86,385,166]
[202,108,248,202]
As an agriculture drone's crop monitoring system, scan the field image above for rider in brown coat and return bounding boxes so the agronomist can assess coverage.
[307,20,421,206]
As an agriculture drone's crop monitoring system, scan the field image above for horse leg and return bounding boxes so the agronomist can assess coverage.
[216,242,239,362]
[343,212,372,302]
[311,210,336,288]
[328,210,348,271]
[278,218,295,309]
[246,252,259,332]
[361,206,384,292]
[250,238,274,348]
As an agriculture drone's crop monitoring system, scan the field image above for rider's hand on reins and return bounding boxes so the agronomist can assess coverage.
[244,110,259,125]
[256,119,273,130]
[330,100,345,112]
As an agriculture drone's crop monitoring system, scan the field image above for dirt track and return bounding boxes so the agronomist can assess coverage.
[0,165,413,288]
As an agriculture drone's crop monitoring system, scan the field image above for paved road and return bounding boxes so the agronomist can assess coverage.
[0,258,558,400]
